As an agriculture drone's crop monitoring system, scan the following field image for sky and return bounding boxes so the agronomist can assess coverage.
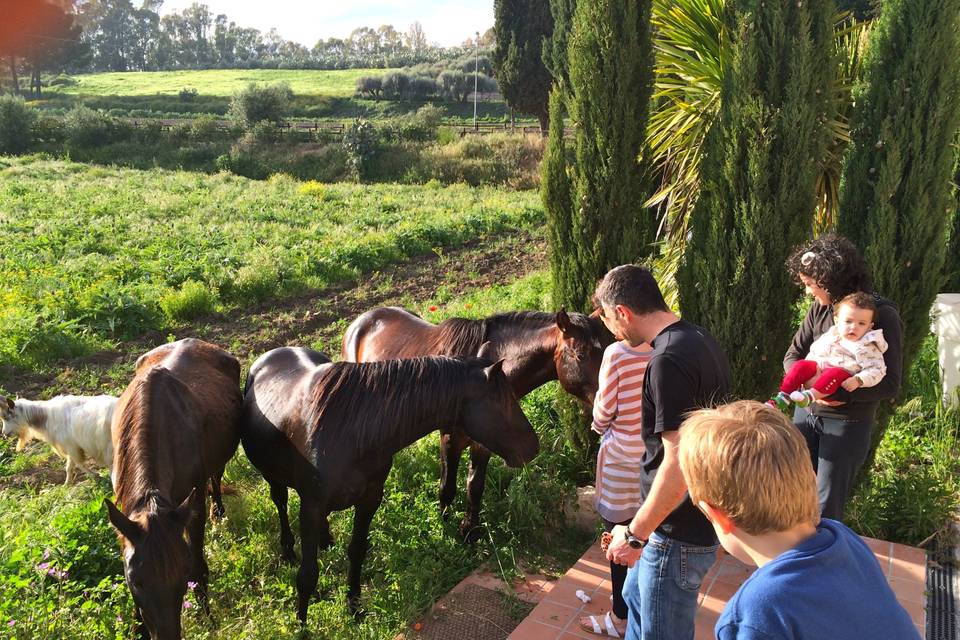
[157,1,494,48]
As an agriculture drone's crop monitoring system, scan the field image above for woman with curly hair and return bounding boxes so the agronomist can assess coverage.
[783,234,904,520]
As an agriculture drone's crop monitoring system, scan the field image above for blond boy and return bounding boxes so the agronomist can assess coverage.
[678,401,919,640]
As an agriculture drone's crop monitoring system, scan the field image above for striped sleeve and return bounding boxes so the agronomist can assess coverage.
[591,344,619,434]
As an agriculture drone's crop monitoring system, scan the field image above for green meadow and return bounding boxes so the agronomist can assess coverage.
[45,68,386,98]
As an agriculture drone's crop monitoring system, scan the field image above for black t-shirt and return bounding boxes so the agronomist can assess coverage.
[640,320,731,546]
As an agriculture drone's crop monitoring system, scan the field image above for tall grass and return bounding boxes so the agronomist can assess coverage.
[0,271,590,639]
[0,157,543,370]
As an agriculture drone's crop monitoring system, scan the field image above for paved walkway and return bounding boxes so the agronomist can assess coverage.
[508,536,927,640]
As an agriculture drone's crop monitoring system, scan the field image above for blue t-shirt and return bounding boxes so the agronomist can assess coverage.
[716,519,919,640]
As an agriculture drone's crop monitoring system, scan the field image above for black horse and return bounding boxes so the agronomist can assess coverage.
[342,307,612,537]
[239,346,539,621]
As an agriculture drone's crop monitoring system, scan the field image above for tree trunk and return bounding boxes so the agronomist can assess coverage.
[9,56,19,95]
[537,108,549,137]
[31,69,41,98]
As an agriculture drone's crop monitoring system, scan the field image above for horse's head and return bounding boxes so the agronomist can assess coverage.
[553,311,614,407]
[104,490,195,640]
[461,358,539,467]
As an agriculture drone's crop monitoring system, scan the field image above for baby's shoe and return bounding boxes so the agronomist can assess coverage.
[766,391,792,412]
[790,389,815,408]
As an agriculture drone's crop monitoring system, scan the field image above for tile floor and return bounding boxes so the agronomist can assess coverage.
[508,536,927,640]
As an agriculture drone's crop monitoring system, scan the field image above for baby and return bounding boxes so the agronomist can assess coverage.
[769,292,887,411]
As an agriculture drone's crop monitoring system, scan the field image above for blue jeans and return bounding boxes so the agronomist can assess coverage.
[622,532,718,640]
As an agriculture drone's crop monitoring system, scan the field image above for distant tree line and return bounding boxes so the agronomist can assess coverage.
[355,58,498,102]
[0,0,497,95]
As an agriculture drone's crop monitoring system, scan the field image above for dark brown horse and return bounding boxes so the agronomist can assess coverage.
[239,346,539,621]
[341,307,612,537]
[104,338,242,640]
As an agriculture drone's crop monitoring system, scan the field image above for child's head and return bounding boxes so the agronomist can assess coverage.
[834,292,876,342]
[679,401,819,557]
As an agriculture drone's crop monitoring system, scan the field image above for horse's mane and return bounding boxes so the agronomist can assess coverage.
[431,311,565,356]
[305,356,505,453]
[114,367,192,514]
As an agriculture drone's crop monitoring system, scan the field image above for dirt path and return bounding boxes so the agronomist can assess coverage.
[0,232,546,399]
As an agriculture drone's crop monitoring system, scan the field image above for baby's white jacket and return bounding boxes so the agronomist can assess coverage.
[806,327,888,388]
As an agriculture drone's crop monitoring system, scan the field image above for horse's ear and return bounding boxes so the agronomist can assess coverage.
[483,359,506,380]
[555,310,574,336]
[170,488,198,531]
[104,499,143,544]
[477,341,497,361]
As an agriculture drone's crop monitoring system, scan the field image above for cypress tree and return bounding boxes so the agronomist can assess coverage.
[542,89,578,310]
[945,153,960,291]
[492,0,554,132]
[678,0,835,400]
[837,0,960,373]
[541,0,655,447]
[544,0,656,314]
[543,0,576,96]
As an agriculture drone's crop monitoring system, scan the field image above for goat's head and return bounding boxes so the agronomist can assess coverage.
[0,396,30,450]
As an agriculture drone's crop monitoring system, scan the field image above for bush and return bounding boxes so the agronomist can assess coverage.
[381,71,411,100]
[215,151,269,180]
[0,95,36,154]
[179,87,199,102]
[408,74,439,100]
[285,145,351,182]
[63,106,131,151]
[159,280,216,322]
[245,120,280,144]
[342,119,379,180]
[229,82,293,128]
[355,75,383,99]
[48,74,77,87]
[413,133,544,187]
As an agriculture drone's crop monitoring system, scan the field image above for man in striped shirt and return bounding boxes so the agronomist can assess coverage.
[597,265,731,640]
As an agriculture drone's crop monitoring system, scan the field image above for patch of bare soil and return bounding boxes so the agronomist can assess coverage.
[0,231,546,399]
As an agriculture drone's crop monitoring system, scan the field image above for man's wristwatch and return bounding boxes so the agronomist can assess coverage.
[624,527,646,550]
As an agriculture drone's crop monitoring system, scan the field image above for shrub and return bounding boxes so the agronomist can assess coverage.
[159,280,216,322]
[408,74,439,100]
[63,106,131,151]
[215,151,269,180]
[438,70,469,102]
[179,87,199,102]
[48,74,77,87]
[0,95,36,154]
[229,82,293,128]
[246,120,280,144]
[342,119,379,180]
[355,75,383,99]
[285,145,351,182]
[381,71,411,100]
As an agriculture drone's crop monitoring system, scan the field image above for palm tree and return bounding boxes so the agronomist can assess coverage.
[646,0,871,304]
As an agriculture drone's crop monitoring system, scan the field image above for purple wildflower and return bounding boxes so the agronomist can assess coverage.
[186,581,197,591]
[182,601,193,610]
[7,620,15,627]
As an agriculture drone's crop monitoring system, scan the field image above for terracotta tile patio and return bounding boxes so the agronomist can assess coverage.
[508,536,927,640]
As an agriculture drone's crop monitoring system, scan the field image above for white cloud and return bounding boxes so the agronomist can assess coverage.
[158,0,493,47]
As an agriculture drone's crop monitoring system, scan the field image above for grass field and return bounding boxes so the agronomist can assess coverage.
[0,269,597,640]
[0,155,543,371]
[47,69,387,98]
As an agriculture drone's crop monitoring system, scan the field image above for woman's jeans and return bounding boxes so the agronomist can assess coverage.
[622,531,718,640]
[793,406,874,520]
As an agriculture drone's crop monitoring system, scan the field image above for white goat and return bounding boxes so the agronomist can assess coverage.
[0,395,117,484]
